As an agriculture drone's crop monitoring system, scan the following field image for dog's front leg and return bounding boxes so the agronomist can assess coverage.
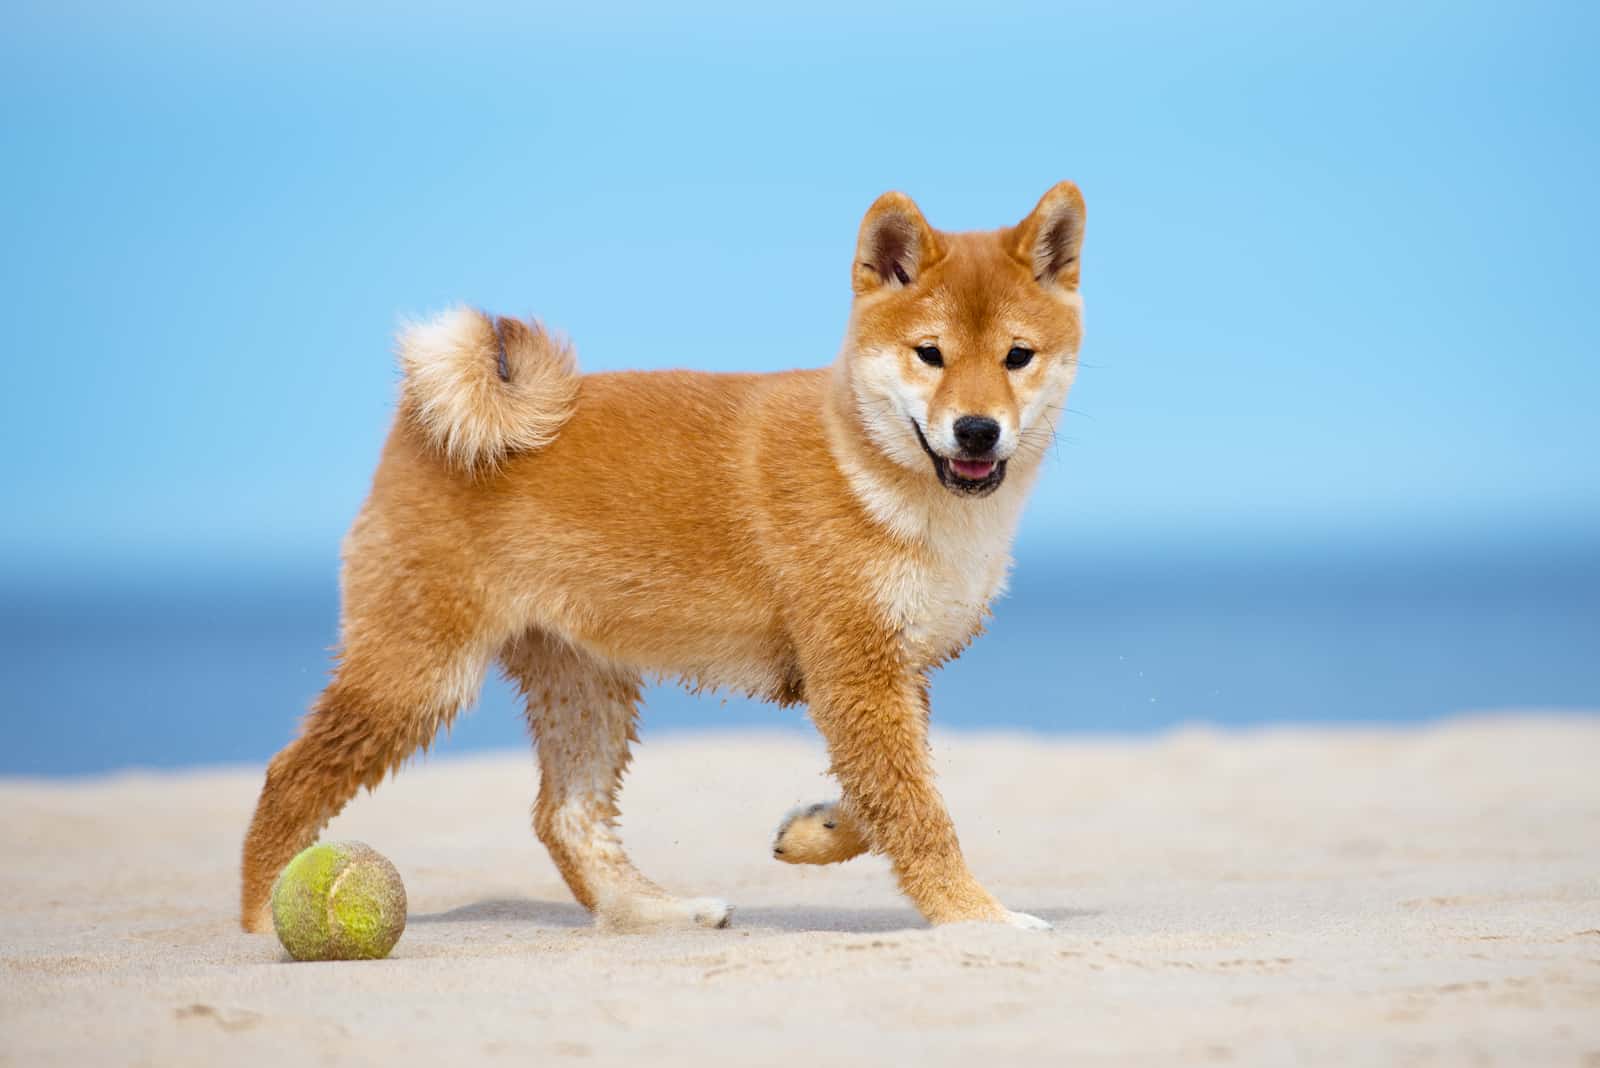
[801,644,1048,929]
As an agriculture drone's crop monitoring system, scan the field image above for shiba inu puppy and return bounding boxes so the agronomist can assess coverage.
[241,182,1086,932]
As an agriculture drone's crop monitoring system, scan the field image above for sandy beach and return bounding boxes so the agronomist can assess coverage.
[2,715,1597,1066]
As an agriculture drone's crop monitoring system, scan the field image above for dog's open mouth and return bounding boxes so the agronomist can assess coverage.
[947,458,998,480]
[910,420,1007,498]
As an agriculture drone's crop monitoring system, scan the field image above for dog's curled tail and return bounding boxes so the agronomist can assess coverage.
[397,306,579,473]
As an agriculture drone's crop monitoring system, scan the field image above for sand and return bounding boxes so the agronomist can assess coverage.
[2,716,1597,1066]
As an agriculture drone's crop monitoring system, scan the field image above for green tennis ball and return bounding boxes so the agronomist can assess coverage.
[270,841,407,961]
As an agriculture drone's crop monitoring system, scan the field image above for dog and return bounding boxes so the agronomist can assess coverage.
[241,182,1086,932]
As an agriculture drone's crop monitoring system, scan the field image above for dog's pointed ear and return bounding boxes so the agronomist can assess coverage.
[1011,181,1086,291]
[853,191,942,295]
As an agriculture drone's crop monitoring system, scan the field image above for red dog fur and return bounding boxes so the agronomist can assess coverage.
[241,183,1086,932]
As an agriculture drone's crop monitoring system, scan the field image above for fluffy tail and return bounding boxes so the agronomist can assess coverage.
[396,306,579,472]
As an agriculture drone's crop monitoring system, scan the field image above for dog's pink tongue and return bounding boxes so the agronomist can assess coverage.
[949,458,996,480]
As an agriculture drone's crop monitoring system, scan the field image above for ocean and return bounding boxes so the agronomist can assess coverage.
[4,536,1596,775]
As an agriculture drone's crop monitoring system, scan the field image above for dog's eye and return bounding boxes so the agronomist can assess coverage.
[914,345,943,368]
[1004,346,1035,370]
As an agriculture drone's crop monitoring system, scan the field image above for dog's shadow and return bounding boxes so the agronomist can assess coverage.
[411,898,1096,933]
[411,898,591,928]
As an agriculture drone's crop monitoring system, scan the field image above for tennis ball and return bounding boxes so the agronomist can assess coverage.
[270,841,407,961]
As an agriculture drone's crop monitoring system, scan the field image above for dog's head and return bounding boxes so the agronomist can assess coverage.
[842,183,1085,498]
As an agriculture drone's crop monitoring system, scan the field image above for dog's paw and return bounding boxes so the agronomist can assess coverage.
[686,897,735,929]
[597,893,733,932]
[772,801,870,865]
[1001,910,1053,931]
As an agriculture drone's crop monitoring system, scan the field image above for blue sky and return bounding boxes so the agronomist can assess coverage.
[3,1,1596,576]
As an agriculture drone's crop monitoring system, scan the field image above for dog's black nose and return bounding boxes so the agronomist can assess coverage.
[952,415,1001,455]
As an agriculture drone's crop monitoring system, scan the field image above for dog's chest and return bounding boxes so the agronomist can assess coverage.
[873,508,1018,667]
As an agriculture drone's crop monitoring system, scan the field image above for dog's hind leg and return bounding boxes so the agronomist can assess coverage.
[239,582,495,933]
[503,630,731,931]
[771,801,870,864]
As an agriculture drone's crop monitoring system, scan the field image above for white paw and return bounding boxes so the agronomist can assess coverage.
[687,897,734,929]
[1002,910,1053,931]
[598,893,733,932]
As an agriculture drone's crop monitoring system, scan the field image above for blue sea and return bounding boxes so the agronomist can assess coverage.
[4,534,1596,776]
